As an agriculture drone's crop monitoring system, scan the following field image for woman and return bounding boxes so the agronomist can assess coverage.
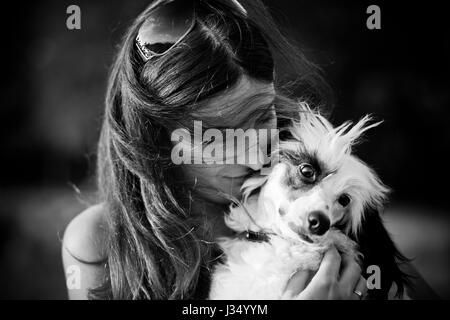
[62,0,437,300]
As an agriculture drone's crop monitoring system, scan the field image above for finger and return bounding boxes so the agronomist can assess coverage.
[355,276,368,299]
[314,246,341,281]
[339,254,362,290]
[350,276,368,300]
[282,269,312,299]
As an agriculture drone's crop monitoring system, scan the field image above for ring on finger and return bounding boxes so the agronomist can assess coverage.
[353,290,363,300]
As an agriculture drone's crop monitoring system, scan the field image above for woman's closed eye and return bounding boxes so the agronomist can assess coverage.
[199,104,277,147]
[202,136,215,146]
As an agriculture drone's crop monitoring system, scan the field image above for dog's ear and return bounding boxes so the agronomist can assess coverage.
[350,207,411,299]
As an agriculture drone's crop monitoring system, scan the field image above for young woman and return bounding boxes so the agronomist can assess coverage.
[62,0,437,300]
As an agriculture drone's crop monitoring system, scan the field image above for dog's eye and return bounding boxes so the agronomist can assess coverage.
[338,194,351,207]
[299,163,316,182]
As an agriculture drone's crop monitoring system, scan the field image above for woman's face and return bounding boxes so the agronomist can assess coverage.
[175,76,277,204]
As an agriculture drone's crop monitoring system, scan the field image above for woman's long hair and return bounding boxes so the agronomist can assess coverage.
[92,0,331,299]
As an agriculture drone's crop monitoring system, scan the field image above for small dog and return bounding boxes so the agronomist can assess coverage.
[209,104,409,300]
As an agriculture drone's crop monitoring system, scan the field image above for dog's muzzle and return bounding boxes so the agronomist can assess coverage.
[307,211,330,236]
[287,210,331,240]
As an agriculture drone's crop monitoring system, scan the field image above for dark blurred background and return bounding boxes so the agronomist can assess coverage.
[0,0,449,299]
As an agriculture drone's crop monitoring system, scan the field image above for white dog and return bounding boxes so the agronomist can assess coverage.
[209,104,394,300]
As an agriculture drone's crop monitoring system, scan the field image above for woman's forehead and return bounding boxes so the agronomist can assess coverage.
[192,76,275,127]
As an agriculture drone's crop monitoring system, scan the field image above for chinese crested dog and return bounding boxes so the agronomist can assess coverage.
[209,105,408,300]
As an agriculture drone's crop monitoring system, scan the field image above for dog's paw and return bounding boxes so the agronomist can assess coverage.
[324,230,361,264]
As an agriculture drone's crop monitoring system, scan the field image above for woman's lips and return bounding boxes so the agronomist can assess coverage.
[223,174,249,179]
[222,170,256,179]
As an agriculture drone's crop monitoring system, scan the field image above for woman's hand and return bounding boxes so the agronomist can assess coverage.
[282,246,368,300]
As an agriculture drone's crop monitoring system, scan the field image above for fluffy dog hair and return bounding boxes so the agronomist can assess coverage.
[209,104,410,300]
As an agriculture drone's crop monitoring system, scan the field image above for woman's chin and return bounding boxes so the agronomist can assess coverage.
[198,184,243,205]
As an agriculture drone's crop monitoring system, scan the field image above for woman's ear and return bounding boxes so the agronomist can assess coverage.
[350,207,412,299]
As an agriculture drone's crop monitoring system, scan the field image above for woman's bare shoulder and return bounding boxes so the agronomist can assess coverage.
[62,203,109,263]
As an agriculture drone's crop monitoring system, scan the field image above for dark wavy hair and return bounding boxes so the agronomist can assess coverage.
[92,0,333,299]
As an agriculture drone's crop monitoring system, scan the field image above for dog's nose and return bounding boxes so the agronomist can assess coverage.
[307,211,330,235]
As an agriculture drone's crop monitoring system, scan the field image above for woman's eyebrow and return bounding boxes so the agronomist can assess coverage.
[195,93,276,128]
[225,96,276,129]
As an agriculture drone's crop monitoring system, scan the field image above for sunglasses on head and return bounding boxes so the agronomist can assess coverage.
[135,0,248,62]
